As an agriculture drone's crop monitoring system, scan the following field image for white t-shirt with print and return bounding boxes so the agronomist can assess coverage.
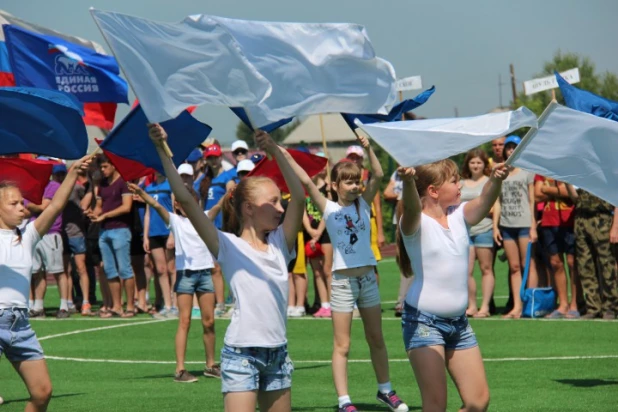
[0,224,41,308]
[217,226,295,348]
[168,212,215,271]
[401,203,470,317]
[323,198,377,272]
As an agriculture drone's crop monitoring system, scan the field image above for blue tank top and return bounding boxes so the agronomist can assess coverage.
[145,179,173,237]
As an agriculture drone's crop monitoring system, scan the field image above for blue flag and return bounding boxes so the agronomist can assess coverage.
[556,72,618,121]
[0,87,87,159]
[101,105,212,175]
[3,24,128,104]
[341,86,436,129]
[230,107,294,133]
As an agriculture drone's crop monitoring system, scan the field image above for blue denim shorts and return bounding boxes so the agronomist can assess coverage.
[401,304,478,351]
[67,236,87,255]
[0,308,44,362]
[220,344,293,393]
[501,226,530,241]
[174,269,214,295]
[469,229,494,248]
[541,226,575,256]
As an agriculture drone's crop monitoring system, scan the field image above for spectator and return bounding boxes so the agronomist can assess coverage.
[567,186,618,319]
[235,159,255,179]
[493,136,538,319]
[178,163,195,187]
[90,155,135,318]
[460,149,495,318]
[534,176,580,318]
[231,140,249,164]
[144,172,178,318]
[28,164,72,318]
[489,136,505,167]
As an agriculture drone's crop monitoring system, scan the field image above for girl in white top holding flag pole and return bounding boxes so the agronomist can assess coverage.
[396,159,509,412]
[287,134,408,412]
[148,124,304,412]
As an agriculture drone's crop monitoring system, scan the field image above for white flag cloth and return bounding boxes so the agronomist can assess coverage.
[508,102,618,206]
[90,10,396,126]
[356,107,537,167]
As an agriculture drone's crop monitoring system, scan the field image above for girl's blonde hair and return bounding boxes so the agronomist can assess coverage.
[0,181,23,244]
[395,159,460,277]
[222,176,277,235]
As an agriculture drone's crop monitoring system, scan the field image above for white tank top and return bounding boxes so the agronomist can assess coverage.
[401,203,470,317]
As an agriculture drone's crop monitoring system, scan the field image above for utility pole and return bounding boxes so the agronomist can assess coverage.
[454,107,459,117]
[510,63,518,105]
[498,73,505,108]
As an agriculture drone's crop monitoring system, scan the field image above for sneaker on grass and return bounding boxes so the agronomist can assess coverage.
[204,364,221,379]
[376,390,409,412]
[174,370,198,383]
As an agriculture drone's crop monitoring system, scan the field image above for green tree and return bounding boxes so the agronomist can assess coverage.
[516,51,618,116]
[235,120,300,146]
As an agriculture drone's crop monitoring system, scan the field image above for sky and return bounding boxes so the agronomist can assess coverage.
[3,0,617,145]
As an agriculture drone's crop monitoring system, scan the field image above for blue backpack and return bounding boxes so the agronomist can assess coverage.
[520,242,556,318]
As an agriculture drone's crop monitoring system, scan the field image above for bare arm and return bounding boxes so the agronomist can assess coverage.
[149,124,220,256]
[34,157,91,236]
[611,207,618,244]
[255,131,305,252]
[565,184,579,202]
[284,148,328,214]
[27,199,50,215]
[493,198,503,246]
[91,194,132,223]
[398,167,422,236]
[127,183,170,226]
[373,192,385,247]
[528,182,538,242]
[464,164,509,226]
[358,134,384,205]
[383,178,398,203]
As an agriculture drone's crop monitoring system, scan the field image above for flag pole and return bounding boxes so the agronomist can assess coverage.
[90,8,174,159]
[318,114,331,184]
[505,101,557,167]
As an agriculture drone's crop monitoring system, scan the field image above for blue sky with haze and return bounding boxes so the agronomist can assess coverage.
[3,0,617,144]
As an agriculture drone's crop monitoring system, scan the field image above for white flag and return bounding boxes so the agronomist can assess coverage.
[355,107,537,167]
[90,10,396,126]
[508,102,618,206]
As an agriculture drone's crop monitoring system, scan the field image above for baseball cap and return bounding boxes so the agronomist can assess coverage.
[236,159,255,173]
[186,148,202,163]
[204,144,222,158]
[346,145,364,158]
[504,135,522,146]
[178,163,194,176]
[231,140,249,153]
[52,164,67,174]
[250,153,265,164]
[295,146,310,154]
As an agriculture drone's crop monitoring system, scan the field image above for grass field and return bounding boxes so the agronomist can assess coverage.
[1,259,618,411]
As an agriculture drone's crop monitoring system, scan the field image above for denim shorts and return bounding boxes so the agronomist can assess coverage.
[331,270,381,313]
[220,344,293,393]
[0,308,44,362]
[469,229,494,248]
[541,226,575,256]
[174,269,214,295]
[401,304,478,351]
[501,226,530,241]
[67,236,87,255]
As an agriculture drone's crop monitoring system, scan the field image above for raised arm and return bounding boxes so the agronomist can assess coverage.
[398,167,422,236]
[255,130,305,252]
[34,157,91,236]
[464,163,509,226]
[148,123,220,256]
[358,133,384,205]
[127,183,170,226]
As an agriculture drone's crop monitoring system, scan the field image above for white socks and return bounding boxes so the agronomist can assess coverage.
[378,381,392,395]
[59,299,69,311]
[338,395,352,408]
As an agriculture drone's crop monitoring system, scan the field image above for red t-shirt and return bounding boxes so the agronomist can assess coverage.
[99,176,132,230]
[534,175,574,227]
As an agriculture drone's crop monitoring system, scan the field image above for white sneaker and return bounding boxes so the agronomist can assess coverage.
[288,306,305,318]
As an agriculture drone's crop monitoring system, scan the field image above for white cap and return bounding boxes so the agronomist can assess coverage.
[178,163,194,176]
[231,140,249,152]
[236,159,255,173]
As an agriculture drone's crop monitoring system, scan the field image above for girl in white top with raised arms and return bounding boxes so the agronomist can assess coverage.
[288,134,408,412]
[397,159,509,412]
[149,124,304,412]
[0,155,91,412]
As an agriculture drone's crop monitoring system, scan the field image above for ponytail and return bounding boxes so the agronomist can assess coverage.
[395,200,412,278]
[221,176,276,236]
[222,190,240,235]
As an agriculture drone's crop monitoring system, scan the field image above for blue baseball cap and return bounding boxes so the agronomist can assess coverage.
[504,135,521,146]
[186,148,202,163]
[52,164,67,174]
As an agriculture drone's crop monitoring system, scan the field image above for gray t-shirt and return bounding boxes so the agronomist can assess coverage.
[460,177,492,236]
[499,170,534,228]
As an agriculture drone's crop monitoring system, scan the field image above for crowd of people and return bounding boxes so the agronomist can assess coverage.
[1,126,617,412]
